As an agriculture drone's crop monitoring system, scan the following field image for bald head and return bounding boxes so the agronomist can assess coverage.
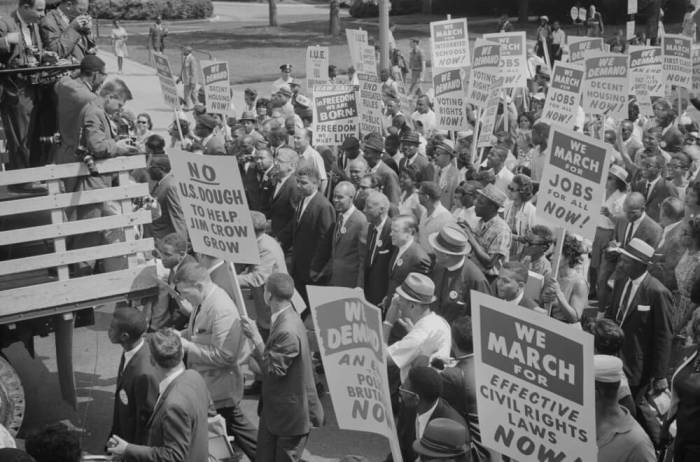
[364,190,390,224]
[623,192,645,222]
[335,180,356,197]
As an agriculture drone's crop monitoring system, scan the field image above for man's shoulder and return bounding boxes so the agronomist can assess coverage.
[40,9,61,25]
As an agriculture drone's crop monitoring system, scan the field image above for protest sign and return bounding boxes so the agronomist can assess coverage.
[536,127,609,241]
[693,46,700,95]
[626,21,635,41]
[306,45,330,92]
[628,46,664,97]
[169,149,259,264]
[346,28,369,73]
[582,51,629,120]
[471,291,595,462]
[633,74,654,118]
[663,34,693,89]
[430,17,470,69]
[308,286,402,462]
[433,67,469,131]
[313,84,359,146]
[466,39,500,109]
[200,60,231,115]
[628,0,638,14]
[477,77,502,148]
[360,44,378,77]
[153,53,178,108]
[357,72,383,134]
[483,32,528,88]
[567,36,604,63]
[570,7,578,21]
[541,62,584,128]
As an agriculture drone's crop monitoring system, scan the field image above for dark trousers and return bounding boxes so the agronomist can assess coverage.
[217,405,258,461]
[256,422,308,462]
[0,83,39,170]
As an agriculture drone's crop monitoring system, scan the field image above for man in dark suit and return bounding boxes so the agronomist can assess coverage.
[329,181,367,288]
[385,214,431,306]
[269,147,300,241]
[495,262,542,311]
[430,224,491,322]
[108,307,159,451]
[399,131,434,183]
[649,197,685,291]
[278,163,335,304]
[187,114,226,156]
[337,135,363,181]
[363,191,395,305]
[151,233,196,330]
[604,238,673,400]
[363,132,401,205]
[255,147,276,216]
[631,152,678,222]
[653,98,684,154]
[241,273,324,462]
[148,154,187,245]
[40,0,93,61]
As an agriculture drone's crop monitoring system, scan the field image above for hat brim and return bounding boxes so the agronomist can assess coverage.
[609,171,628,184]
[616,247,652,264]
[428,232,470,256]
[476,189,504,207]
[412,440,466,459]
[396,286,436,304]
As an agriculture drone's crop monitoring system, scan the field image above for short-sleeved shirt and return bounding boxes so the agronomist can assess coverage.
[597,407,656,462]
[475,215,512,276]
[409,48,424,71]
[387,311,451,382]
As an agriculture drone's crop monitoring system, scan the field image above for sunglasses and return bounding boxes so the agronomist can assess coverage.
[137,120,148,124]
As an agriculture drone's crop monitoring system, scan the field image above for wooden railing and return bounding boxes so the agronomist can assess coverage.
[0,156,158,323]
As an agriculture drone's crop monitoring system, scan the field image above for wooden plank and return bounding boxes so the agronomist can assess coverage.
[119,170,140,269]
[0,264,158,318]
[0,210,152,246]
[0,238,154,276]
[0,183,148,217]
[47,179,70,281]
[0,156,147,186]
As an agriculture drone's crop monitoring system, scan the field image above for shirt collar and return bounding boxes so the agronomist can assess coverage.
[512,290,525,305]
[631,212,646,227]
[630,271,648,286]
[123,338,144,368]
[376,215,388,233]
[157,172,172,187]
[270,304,292,327]
[663,220,682,236]
[158,364,185,396]
[397,238,413,256]
[370,160,384,173]
[341,205,356,223]
[647,175,661,190]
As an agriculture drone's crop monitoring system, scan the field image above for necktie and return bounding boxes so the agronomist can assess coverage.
[335,213,344,241]
[616,281,633,324]
[117,352,125,380]
[296,200,304,222]
[624,223,634,246]
[368,227,378,265]
[644,181,651,199]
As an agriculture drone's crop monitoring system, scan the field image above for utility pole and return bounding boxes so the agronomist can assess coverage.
[378,0,390,72]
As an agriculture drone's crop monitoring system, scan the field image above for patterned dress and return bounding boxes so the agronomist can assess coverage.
[674,250,700,334]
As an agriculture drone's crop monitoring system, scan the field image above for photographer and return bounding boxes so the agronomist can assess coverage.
[40,0,95,62]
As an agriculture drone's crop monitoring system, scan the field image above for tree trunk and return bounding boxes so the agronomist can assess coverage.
[269,0,278,27]
[518,0,528,24]
[329,0,340,36]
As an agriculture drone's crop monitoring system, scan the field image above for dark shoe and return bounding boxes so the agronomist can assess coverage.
[243,380,261,396]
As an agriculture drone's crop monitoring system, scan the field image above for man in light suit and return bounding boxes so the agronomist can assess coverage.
[174,262,258,461]
[650,197,685,291]
[241,273,324,462]
[363,131,401,205]
[363,191,395,305]
[269,147,300,241]
[108,307,159,454]
[39,0,93,61]
[329,181,367,288]
[278,163,335,305]
[605,238,673,400]
[150,233,196,331]
[179,46,198,109]
[108,329,210,462]
[148,153,187,245]
[433,140,461,210]
[631,153,678,222]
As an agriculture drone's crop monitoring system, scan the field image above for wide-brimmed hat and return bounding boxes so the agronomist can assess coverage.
[617,237,654,264]
[400,131,420,145]
[476,183,507,208]
[239,111,257,122]
[429,224,471,256]
[412,418,468,459]
[363,132,384,153]
[434,139,456,157]
[396,273,436,304]
[608,164,628,183]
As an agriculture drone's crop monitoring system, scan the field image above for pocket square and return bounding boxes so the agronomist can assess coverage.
[637,305,650,312]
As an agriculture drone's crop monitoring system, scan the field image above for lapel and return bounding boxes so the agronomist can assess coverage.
[620,274,648,327]
[388,247,399,274]
[117,344,144,387]
[146,372,182,429]
[272,176,291,203]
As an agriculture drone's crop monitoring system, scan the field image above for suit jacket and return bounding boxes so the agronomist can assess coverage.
[39,8,90,61]
[242,163,263,212]
[386,240,431,302]
[282,192,335,284]
[649,221,685,291]
[53,75,96,164]
[441,356,477,421]
[605,273,673,387]
[148,23,168,50]
[125,369,209,462]
[182,285,245,408]
[260,307,324,436]
[399,153,434,183]
[180,53,197,86]
[151,174,187,243]
[432,258,491,322]
[373,161,401,205]
[111,343,159,447]
[0,12,42,70]
[631,177,678,223]
[330,208,368,288]
[269,175,300,242]
[75,99,121,193]
[363,217,395,305]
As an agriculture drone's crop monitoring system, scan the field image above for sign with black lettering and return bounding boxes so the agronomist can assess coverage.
[306,45,330,92]
[170,149,259,264]
[357,72,383,134]
[471,291,595,462]
[153,53,178,108]
[483,31,527,88]
[536,127,610,241]
[477,76,502,148]
[200,60,231,114]
[663,34,692,90]
[582,51,629,120]
[466,39,500,109]
[567,36,603,63]
[430,18,470,69]
[629,46,664,97]
[313,84,359,146]
[541,62,583,128]
[346,28,369,73]
[433,67,468,131]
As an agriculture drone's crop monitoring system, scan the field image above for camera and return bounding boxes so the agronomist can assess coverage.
[39,133,61,145]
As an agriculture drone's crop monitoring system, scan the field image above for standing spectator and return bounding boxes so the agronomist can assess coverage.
[529,122,550,183]
[417,181,456,257]
[107,307,158,448]
[433,141,460,211]
[337,136,363,179]
[669,152,691,201]
[188,114,225,156]
[174,263,258,461]
[411,95,436,138]
[430,225,491,322]
[650,197,685,292]
[241,273,324,462]
[535,16,551,59]
[631,153,678,222]
[364,132,401,205]
[385,215,431,308]
[107,329,210,462]
[586,5,604,37]
[148,15,167,55]
[605,238,673,400]
[40,0,92,62]
[504,174,536,258]
[269,147,300,240]
[111,19,128,73]
[550,20,565,61]
[399,132,434,183]
[271,63,294,94]
[26,424,81,462]
[329,182,367,288]
[148,155,187,244]
[363,191,394,305]
[673,219,700,337]
[179,46,198,110]
[294,128,328,193]
[407,38,425,95]
[150,233,195,331]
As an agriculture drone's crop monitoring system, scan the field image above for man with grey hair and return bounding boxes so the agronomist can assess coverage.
[330,181,367,287]
[293,127,327,193]
[270,147,300,239]
[363,190,395,305]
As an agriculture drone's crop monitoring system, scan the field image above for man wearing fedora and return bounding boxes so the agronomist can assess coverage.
[399,131,434,184]
[363,191,395,305]
[464,184,512,282]
[363,132,401,205]
[385,215,431,306]
[413,419,469,462]
[239,110,265,145]
[604,238,673,401]
[429,224,491,322]
[329,181,367,288]
[337,136,363,180]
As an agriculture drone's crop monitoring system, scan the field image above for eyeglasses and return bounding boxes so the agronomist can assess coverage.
[137,120,148,125]
[507,185,518,192]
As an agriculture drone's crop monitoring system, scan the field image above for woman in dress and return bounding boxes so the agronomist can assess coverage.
[111,20,128,74]
[504,174,536,258]
[674,219,700,338]
[540,234,589,326]
[515,113,533,163]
